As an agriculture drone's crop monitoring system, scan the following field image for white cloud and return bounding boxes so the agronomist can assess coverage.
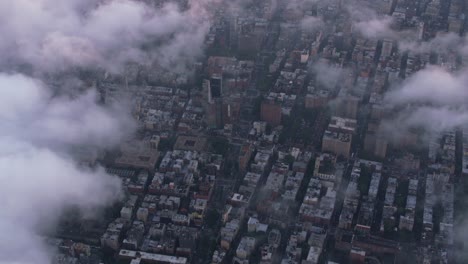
[301,15,324,33]
[383,66,468,137]
[0,0,211,73]
[0,1,223,263]
[385,66,468,106]
[353,16,397,39]
[0,73,129,264]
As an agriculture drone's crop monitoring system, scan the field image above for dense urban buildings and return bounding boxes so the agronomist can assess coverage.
[4,0,468,264]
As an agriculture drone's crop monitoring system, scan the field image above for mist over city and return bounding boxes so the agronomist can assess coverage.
[1,0,467,263]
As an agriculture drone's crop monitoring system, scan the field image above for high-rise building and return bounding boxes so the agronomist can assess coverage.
[322,131,352,158]
[364,131,388,159]
[203,79,223,128]
[328,116,357,134]
[363,122,387,159]
[261,101,282,126]
[334,90,360,119]
[210,75,223,98]
[222,96,241,125]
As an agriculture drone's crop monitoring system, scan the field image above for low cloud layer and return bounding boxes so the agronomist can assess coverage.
[301,15,325,33]
[0,73,129,264]
[0,74,134,146]
[309,60,347,89]
[383,66,468,136]
[346,1,419,42]
[353,16,398,39]
[0,1,209,262]
[0,0,227,262]
[342,0,468,139]
[399,32,468,56]
[385,67,468,106]
[0,140,122,264]
[0,0,211,74]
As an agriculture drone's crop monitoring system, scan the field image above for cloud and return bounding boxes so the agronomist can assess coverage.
[0,0,211,74]
[342,0,468,143]
[0,0,223,263]
[309,60,347,89]
[344,0,468,56]
[346,0,468,56]
[345,1,418,42]
[346,1,395,39]
[399,32,464,54]
[0,74,134,147]
[300,15,325,33]
[382,106,468,136]
[0,73,130,264]
[385,66,468,106]
[382,67,468,137]
[353,16,397,39]
[0,140,123,264]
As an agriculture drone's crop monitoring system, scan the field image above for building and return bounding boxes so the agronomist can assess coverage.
[173,136,207,152]
[222,96,241,125]
[303,246,322,264]
[364,131,387,159]
[265,172,285,197]
[118,250,188,264]
[322,131,352,158]
[210,75,223,98]
[236,237,256,259]
[239,144,254,172]
[351,235,399,255]
[101,218,129,250]
[328,116,357,134]
[305,85,331,108]
[313,153,343,187]
[115,141,160,171]
[350,248,366,264]
[334,90,360,119]
[261,101,282,126]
